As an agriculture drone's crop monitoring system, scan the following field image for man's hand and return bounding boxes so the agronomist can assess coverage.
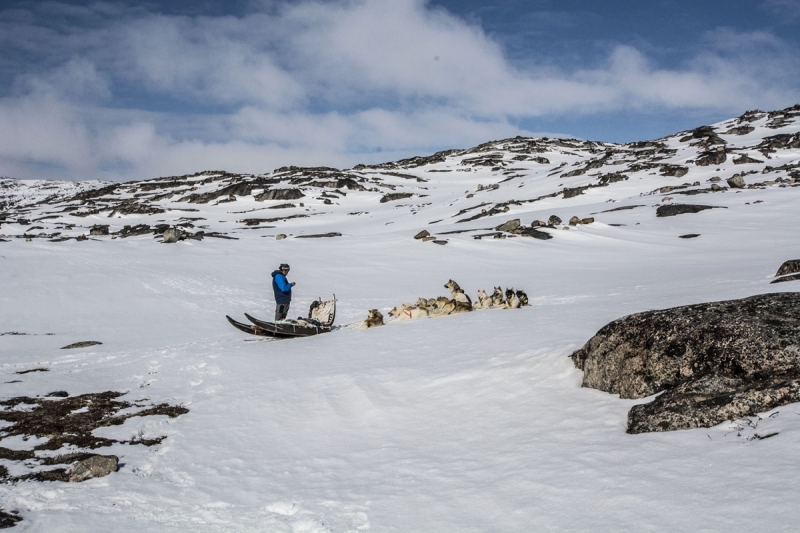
[291,282,296,287]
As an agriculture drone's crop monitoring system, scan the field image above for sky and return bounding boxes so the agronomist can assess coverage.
[1,0,799,182]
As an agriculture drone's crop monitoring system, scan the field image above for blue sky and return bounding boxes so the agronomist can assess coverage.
[1,0,799,182]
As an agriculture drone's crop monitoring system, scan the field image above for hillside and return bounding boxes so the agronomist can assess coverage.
[1,105,799,532]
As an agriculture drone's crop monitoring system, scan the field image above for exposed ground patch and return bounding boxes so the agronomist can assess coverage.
[0,391,188,483]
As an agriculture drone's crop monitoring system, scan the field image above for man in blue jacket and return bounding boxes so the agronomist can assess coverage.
[271,263,295,321]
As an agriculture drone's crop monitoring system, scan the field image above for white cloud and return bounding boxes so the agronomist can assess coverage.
[0,0,799,182]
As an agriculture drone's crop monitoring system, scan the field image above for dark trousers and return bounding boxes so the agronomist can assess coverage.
[275,302,290,321]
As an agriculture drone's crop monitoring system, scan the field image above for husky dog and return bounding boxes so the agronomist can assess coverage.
[516,289,530,306]
[389,302,429,321]
[505,288,521,309]
[490,286,505,307]
[423,296,453,317]
[355,309,384,329]
[444,279,472,308]
[473,289,493,310]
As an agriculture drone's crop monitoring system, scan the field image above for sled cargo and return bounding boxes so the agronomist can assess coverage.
[226,296,336,339]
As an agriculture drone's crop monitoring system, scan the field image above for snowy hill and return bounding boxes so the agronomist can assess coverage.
[1,105,800,531]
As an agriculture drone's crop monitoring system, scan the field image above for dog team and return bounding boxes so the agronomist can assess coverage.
[357,280,529,329]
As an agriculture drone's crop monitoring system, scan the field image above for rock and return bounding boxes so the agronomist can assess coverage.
[709,176,721,182]
[116,224,152,238]
[495,219,520,232]
[255,188,305,201]
[513,227,553,240]
[679,234,700,239]
[380,193,414,203]
[695,148,727,166]
[571,293,800,433]
[414,230,430,239]
[89,225,109,236]
[627,375,800,434]
[547,215,562,226]
[655,204,724,217]
[295,232,342,238]
[162,227,182,243]
[725,125,754,135]
[61,341,103,349]
[275,234,287,240]
[531,220,546,227]
[421,236,437,242]
[659,165,689,177]
[562,186,590,198]
[68,455,118,482]
[727,175,746,188]
[733,154,763,165]
[775,259,800,277]
[75,234,87,241]
[710,183,721,191]
[432,240,448,245]
[0,509,22,528]
[568,216,582,226]
[581,217,595,224]
[771,274,800,284]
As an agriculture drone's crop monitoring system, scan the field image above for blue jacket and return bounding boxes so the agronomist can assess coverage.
[271,270,292,304]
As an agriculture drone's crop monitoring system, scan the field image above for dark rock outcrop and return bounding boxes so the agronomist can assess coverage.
[513,226,553,240]
[775,259,800,277]
[659,165,689,177]
[61,341,103,349]
[571,293,800,433]
[772,274,800,284]
[695,148,727,166]
[0,509,22,528]
[380,192,414,203]
[295,232,342,238]
[255,188,305,201]
[656,204,725,217]
[89,225,109,236]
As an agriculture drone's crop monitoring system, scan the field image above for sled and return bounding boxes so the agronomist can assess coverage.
[227,296,337,339]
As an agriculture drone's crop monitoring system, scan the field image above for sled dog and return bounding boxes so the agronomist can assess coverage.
[444,279,472,308]
[516,289,530,307]
[355,309,384,329]
[389,303,429,321]
[505,288,521,309]
[490,286,505,307]
[473,289,493,310]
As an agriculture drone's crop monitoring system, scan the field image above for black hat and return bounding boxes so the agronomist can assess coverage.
[279,263,290,270]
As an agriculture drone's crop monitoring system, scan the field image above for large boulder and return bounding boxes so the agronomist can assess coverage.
[495,219,520,232]
[571,293,800,433]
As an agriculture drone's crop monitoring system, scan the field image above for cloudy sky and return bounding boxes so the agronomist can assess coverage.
[2,0,799,182]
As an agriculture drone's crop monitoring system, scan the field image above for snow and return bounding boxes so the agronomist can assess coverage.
[2,110,800,531]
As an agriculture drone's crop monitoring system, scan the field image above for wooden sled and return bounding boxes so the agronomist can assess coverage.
[227,296,336,339]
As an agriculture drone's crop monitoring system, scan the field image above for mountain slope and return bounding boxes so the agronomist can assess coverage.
[0,106,799,532]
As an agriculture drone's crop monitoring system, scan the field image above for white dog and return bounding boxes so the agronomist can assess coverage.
[473,289,493,310]
[388,303,429,321]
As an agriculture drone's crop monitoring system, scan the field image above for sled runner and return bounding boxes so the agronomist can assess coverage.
[227,296,337,339]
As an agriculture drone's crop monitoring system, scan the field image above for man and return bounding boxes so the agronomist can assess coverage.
[271,263,295,321]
